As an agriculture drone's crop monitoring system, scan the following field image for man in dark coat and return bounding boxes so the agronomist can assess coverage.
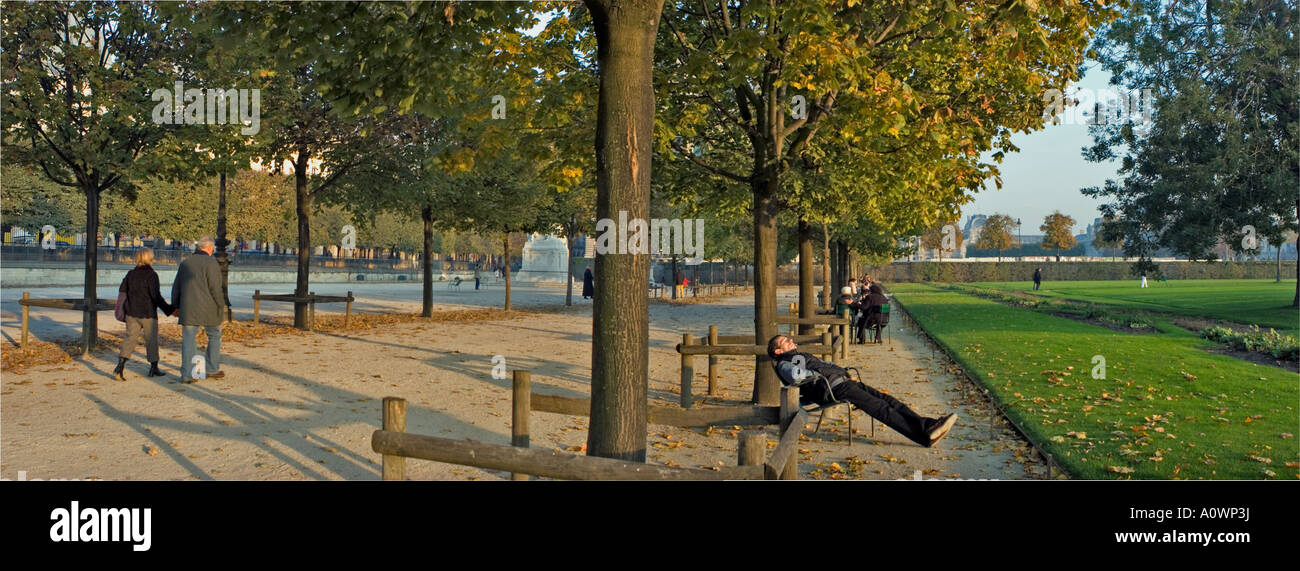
[1033,267,1042,291]
[858,283,889,344]
[768,335,957,447]
[582,266,595,299]
[172,236,229,383]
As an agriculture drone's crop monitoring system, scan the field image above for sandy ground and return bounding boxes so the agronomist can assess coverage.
[1,284,1041,481]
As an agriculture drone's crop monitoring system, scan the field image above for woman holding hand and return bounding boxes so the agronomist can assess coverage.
[114,248,175,380]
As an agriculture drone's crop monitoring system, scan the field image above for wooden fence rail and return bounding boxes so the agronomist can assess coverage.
[252,289,354,329]
[675,337,840,409]
[372,428,762,480]
[529,392,780,427]
[17,291,115,349]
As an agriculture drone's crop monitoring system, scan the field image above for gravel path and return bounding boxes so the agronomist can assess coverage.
[1,286,1041,481]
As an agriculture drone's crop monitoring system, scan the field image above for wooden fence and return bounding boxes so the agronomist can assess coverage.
[652,282,751,299]
[252,290,354,330]
[16,291,114,349]
[369,372,810,480]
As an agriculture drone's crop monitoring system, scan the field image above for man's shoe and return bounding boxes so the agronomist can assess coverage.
[208,371,226,379]
[182,378,198,384]
[927,413,958,446]
[147,362,165,377]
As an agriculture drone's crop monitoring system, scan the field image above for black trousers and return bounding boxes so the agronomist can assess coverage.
[817,381,935,446]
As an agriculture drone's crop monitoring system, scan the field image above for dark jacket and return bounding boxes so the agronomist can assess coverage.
[172,251,226,326]
[771,350,848,404]
[1033,269,1042,283]
[834,293,856,316]
[120,265,174,319]
[582,268,595,296]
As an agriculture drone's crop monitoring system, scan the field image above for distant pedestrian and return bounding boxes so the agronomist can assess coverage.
[114,248,175,381]
[582,266,594,300]
[1033,267,1042,291]
[675,268,686,298]
[172,236,229,383]
[1140,272,1148,288]
[474,268,481,290]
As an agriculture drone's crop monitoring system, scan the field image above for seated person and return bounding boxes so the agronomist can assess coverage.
[768,335,956,447]
[859,283,889,343]
[834,285,856,317]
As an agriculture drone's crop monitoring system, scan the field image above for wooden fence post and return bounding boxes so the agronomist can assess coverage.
[345,291,353,328]
[253,290,260,324]
[511,370,531,481]
[788,303,798,335]
[821,331,833,364]
[707,325,719,397]
[738,430,765,468]
[841,308,850,359]
[382,397,407,481]
[680,333,695,409]
[779,386,800,480]
[21,292,30,349]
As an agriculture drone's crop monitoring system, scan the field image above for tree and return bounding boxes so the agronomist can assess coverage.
[654,0,1117,403]
[1090,215,1125,260]
[920,221,965,262]
[3,2,186,352]
[226,170,295,247]
[0,166,82,238]
[1082,0,1299,305]
[439,151,556,311]
[1040,211,1077,260]
[325,113,458,317]
[975,214,1017,261]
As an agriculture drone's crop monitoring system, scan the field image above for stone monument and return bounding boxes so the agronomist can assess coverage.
[514,233,571,284]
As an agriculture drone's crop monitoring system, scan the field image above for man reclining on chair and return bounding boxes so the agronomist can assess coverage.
[767,335,957,447]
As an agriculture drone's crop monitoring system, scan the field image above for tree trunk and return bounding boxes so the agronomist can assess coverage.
[81,186,100,355]
[1275,238,1281,283]
[797,219,814,333]
[216,172,232,322]
[584,0,661,463]
[751,175,781,405]
[422,205,434,317]
[564,219,575,307]
[502,233,512,311]
[821,222,831,310]
[670,255,678,299]
[293,154,312,329]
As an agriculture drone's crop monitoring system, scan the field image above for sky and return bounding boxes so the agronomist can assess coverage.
[963,64,1128,234]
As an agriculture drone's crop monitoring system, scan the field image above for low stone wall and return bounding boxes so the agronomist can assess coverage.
[0,265,478,288]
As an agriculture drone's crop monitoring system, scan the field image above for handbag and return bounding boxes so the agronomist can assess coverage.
[114,276,129,322]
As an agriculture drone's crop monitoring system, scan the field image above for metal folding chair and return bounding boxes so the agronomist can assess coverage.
[795,366,874,446]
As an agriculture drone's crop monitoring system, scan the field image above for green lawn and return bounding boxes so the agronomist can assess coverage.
[891,284,1297,480]
[962,279,1299,335]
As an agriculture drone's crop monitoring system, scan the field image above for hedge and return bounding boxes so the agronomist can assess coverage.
[864,260,1297,283]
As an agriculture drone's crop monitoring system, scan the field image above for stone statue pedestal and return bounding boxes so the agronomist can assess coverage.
[514,233,571,284]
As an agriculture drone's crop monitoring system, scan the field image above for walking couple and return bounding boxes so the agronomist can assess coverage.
[115,237,230,384]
